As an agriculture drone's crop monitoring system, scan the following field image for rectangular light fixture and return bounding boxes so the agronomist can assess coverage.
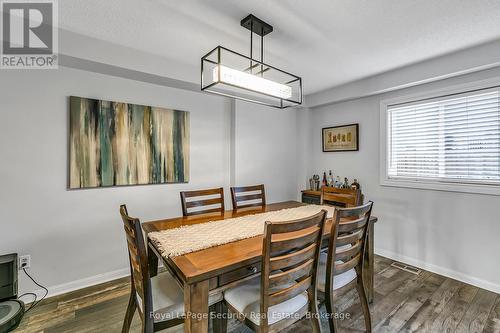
[201,46,302,108]
[213,65,292,99]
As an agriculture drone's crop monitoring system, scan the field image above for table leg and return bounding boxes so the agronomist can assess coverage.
[363,220,374,303]
[184,280,209,333]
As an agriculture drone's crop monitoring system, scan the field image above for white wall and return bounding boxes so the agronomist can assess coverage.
[0,65,301,296]
[233,100,299,203]
[309,67,500,293]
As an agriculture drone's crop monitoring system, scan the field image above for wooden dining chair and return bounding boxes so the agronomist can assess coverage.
[230,184,266,210]
[180,187,225,216]
[320,186,362,207]
[317,201,373,332]
[223,210,327,333]
[119,205,223,333]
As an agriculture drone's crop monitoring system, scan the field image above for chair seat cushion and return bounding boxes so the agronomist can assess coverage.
[317,252,357,292]
[224,276,308,325]
[137,271,223,322]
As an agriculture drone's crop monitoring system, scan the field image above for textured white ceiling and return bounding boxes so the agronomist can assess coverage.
[59,0,500,94]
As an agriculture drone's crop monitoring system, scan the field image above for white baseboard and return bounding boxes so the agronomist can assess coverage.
[375,248,500,294]
[27,267,130,300]
[25,250,500,302]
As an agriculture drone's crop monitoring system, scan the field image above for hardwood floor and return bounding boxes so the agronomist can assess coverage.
[13,256,500,333]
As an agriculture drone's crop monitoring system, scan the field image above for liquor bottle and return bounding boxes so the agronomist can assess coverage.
[322,172,327,187]
[335,176,341,188]
[327,170,334,187]
[343,177,349,189]
[351,179,360,190]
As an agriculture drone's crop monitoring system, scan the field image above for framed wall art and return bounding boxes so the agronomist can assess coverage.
[69,96,190,189]
[322,123,359,152]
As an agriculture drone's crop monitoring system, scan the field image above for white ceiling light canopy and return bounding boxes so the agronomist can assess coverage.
[201,14,302,108]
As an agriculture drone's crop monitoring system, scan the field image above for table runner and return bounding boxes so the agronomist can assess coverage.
[149,205,335,258]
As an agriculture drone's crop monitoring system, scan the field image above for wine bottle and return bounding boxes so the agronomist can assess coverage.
[322,172,327,187]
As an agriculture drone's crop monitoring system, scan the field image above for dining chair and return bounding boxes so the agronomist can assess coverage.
[230,184,266,210]
[119,205,223,333]
[180,187,225,216]
[317,201,373,332]
[223,210,327,333]
[320,186,362,207]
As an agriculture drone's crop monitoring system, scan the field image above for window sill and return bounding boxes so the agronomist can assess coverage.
[380,178,500,196]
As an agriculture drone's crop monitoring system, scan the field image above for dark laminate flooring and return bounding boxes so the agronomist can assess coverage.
[13,256,500,333]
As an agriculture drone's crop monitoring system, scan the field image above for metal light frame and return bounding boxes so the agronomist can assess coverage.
[201,15,303,109]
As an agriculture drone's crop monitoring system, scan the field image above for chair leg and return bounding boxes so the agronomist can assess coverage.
[355,277,372,333]
[308,290,321,333]
[212,302,228,333]
[122,292,136,333]
[325,290,338,333]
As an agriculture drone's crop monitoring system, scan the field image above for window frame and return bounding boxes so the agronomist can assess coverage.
[380,77,500,196]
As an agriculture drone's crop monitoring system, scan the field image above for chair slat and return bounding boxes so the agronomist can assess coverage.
[338,216,368,233]
[185,197,222,208]
[269,259,314,288]
[235,202,265,209]
[270,243,317,271]
[334,240,362,262]
[336,229,364,247]
[334,253,360,275]
[270,227,320,254]
[231,184,266,210]
[268,276,311,307]
[187,207,224,216]
[235,193,263,202]
[182,188,223,197]
[180,188,225,216]
[232,185,264,193]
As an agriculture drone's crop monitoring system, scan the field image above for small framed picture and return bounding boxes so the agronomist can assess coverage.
[322,123,359,152]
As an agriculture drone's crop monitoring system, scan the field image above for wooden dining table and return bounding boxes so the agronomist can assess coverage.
[142,201,378,333]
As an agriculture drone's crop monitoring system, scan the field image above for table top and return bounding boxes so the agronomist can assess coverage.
[143,201,377,284]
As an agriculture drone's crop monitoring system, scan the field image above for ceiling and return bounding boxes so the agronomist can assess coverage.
[59,0,500,95]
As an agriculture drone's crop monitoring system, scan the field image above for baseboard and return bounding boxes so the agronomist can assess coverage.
[26,250,500,302]
[375,248,500,294]
[28,267,130,300]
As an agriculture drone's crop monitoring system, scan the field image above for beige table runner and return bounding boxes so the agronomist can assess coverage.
[149,205,335,258]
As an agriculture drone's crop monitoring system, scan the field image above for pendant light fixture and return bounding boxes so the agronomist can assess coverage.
[201,14,302,108]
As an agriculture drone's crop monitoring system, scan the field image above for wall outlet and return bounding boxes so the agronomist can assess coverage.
[19,255,31,270]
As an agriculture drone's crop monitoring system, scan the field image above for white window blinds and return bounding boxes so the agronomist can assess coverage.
[387,87,500,185]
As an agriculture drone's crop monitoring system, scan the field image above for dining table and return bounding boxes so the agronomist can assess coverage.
[142,200,378,333]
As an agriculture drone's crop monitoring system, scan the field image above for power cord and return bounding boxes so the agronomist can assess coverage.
[18,268,49,313]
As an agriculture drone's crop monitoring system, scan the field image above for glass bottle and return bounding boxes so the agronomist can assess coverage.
[327,170,334,187]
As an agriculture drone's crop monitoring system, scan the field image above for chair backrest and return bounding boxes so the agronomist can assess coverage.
[260,210,327,328]
[230,184,266,210]
[119,205,151,317]
[320,186,362,207]
[324,202,373,294]
[180,187,225,216]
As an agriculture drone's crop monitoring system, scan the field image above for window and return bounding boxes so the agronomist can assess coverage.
[381,84,500,195]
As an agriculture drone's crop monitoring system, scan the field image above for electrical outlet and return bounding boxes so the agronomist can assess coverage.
[19,255,31,270]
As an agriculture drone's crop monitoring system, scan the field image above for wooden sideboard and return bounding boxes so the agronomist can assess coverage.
[301,188,363,206]
[301,190,321,204]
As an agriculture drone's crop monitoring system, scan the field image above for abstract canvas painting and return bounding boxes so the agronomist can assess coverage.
[69,96,189,189]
